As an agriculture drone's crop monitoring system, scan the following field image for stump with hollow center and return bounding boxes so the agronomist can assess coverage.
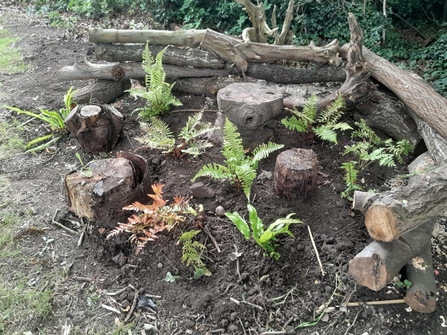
[273,148,318,200]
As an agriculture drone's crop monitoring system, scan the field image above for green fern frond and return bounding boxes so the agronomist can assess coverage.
[191,163,230,182]
[138,118,175,150]
[222,118,245,160]
[281,116,309,133]
[252,142,284,163]
[313,126,338,144]
[303,94,318,119]
[235,163,257,200]
[317,94,345,125]
[178,111,218,143]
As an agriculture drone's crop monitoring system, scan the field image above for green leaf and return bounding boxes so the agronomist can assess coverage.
[225,211,250,240]
[247,204,263,239]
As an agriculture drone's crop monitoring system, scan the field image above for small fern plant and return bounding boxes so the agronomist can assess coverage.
[191,118,284,201]
[3,86,77,152]
[225,204,302,260]
[282,94,351,144]
[106,183,192,255]
[340,161,363,200]
[127,42,182,120]
[137,111,218,157]
[343,119,413,169]
[178,230,211,279]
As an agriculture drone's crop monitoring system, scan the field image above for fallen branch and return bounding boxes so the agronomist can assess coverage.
[308,225,325,277]
[51,209,78,235]
[124,288,139,323]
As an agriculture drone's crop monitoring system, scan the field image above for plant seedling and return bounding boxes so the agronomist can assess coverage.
[225,204,302,260]
[192,118,283,201]
[178,230,211,279]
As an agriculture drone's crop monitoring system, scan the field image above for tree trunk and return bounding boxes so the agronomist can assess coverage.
[89,28,206,47]
[72,79,131,104]
[273,148,319,200]
[64,104,125,154]
[64,152,152,227]
[53,60,228,82]
[95,43,225,69]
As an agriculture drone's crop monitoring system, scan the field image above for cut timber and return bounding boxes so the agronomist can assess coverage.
[54,60,228,82]
[404,246,437,313]
[348,219,435,291]
[95,44,225,69]
[89,29,206,47]
[273,148,318,200]
[64,104,125,154]
[352,158,446,242]
[64,152,152,227]
[73,79,131,104]
[173,76,246,96]
[217,83,283,129]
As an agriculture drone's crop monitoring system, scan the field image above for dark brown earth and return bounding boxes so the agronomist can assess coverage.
[1,3,447,335]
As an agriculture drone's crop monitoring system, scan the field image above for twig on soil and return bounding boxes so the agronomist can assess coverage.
[72,276,93,282]
[203,225,221,253]
[233,244,242,281]
[209,329,225,333]
[77,218,87,246]
[342,299,406,307]
[343,309,361,335]
[145,293,162,299]
[238,316,247,335]
[106,286,129,296]
[259,331,286,335]
[124,288,140,323]
[307,225,325,277]
[101,304,121,314]
[230,297,264,311]
[51,209,78,235]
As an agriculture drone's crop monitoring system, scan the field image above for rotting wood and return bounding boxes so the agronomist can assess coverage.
[64,152,152,227]
[273,148,319,200]
[72,79,131,104]
[95,43,225,69]
[64,103,125,154]
[89,28,206,47]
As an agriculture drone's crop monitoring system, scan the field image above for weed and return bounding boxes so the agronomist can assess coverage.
[282,94,351,144]
[137,111,218,157]
[225,204,301,260]
[340,161,363,200]
[192,118,283,201]
[0,29,27,74]
[178,230,211,279]
[107,184,192,254]
[127,43,182,120]
[75,152,93,177]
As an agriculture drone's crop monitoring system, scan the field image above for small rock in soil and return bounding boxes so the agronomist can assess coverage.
[227,324,238,332]
[190,182,215,199]
[220,319,229,327]
[215,205,226,216]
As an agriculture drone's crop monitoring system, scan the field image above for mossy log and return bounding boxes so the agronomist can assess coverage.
[64,152,152,227]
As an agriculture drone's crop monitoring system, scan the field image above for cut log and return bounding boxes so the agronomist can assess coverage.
[64,104,125,154]
[217,83,283,129]
[89,28,206,47]
[352,152,443,241]
[53,60,228,82]
[172,76,246,96]
[273,148,319,200]
[64,152,152,227]
[72,79,131,104]
[404,246,437,313]
[95,43,225,69]
[348,219,435,291]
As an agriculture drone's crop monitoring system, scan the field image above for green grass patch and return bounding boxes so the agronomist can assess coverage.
[0,29,27,74]
[0,119,26,160]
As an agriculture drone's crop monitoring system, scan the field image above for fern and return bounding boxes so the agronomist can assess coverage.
[192,118,283,201]
[137,111,217,157]
[282,94,350,144]
[127,43,182,119]
[340,161,363,200]
[178,230,211,279]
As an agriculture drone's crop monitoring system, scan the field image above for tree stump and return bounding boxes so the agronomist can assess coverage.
[64,151,152,227]
[217,83,283,129]
[273,148,318,200]
[64,103,125,154]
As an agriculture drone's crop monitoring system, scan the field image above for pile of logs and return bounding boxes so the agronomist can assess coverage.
[55,0,447,313]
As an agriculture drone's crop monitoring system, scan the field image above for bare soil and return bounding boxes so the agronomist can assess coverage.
[1,3,447,335]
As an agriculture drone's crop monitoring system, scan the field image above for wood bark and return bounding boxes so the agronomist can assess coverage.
[404,246,437,313]
[64,103,125,154]
[72,79,131,104]
[64,152,152,227]
[217,83,283,129]
[53,59,228,82]
[95,43,225,69]
[273,148,319,200]
[348,219,435,291]
[89,28,206,47]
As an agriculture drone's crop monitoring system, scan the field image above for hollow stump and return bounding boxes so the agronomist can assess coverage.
[273,148,318,200]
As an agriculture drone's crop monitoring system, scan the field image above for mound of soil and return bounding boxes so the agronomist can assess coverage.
[1,3,446,335]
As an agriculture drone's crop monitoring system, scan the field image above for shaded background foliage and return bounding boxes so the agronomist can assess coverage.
[16,0,447,96]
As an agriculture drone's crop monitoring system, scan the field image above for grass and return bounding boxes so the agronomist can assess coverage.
[0,29,27,74]
[0,119,26,160]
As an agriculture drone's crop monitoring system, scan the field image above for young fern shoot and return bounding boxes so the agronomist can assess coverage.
[191,118,283,201]
[282,94,351,144]
[137,111,218,157]
[127,43,182,119]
